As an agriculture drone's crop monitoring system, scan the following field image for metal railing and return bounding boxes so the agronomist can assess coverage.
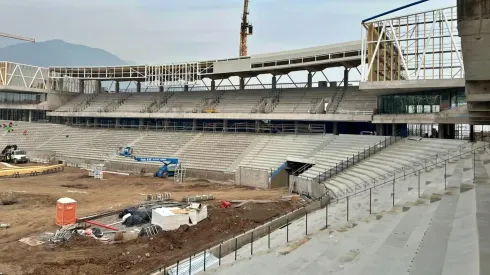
[145,141,487,275]
[301,135,401,185]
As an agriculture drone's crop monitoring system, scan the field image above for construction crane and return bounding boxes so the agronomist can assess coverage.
[239,0,253,57]
[0,32,35,43]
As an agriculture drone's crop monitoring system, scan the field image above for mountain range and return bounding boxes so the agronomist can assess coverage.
[0,39,129,67]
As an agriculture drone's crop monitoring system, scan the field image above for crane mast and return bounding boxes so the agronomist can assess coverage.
[0,32,35,43]
[239,0,253,57]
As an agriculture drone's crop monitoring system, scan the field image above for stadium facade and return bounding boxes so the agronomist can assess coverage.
[0,5,487,141]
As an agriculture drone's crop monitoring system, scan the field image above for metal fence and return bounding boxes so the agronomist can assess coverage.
[146,141,488,275]
[305,135,402,184]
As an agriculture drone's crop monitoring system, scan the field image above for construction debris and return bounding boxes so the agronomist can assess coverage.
[151,203,208,231]
[0,224,10,229]
[231,199,277,208]
[280,195,301,201]
[220,200,231,208]
[19,237,45,246]
[183,194,215,202]
[189,203,208,225]
[146,193,171,202]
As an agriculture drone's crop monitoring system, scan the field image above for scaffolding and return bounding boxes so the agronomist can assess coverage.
[361,6,464,82]
[174,163,186,183]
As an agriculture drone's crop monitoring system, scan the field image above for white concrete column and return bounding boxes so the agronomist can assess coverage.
[79,80,85,93]
[136,81,141,93]
[333,122,339,135]
[223,119,228,132]
[28,110,32,123]
[139,118,144,129]
[307,72,313,88]
[239,78,245,90]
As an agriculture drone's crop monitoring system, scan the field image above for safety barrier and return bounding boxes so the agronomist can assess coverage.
[0,164,65,178]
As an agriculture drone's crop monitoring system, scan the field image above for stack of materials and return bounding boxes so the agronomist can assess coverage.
[151,203,208,231]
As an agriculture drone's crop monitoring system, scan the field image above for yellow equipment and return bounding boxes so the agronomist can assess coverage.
[0,164,64,177]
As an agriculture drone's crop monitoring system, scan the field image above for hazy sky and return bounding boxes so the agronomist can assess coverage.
[1,0,455,64]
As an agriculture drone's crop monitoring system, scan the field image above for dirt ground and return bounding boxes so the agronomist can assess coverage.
[0,166,299,275]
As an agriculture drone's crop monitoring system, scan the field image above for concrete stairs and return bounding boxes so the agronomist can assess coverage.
[323,139,467,198]
[201,143,484,275]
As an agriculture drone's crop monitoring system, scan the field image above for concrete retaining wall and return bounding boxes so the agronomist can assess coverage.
[290,175,325,199]
[52,156,235,182]
[235,166,269,189]
[27,150,57,164]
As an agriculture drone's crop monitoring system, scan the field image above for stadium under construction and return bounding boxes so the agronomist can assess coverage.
[1,1,490,275]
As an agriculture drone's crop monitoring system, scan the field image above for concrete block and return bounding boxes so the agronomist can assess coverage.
[414,198,428,206]
[430,193,443,203]
[402,202,414,212]
[460,183,475,193]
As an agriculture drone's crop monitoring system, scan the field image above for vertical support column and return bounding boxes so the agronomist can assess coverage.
[343,68,349,89]
[239,77,245,90]
[115,81,120,93]
[115,118,120,128]
[94,117,99,128]
[136,81,141,93]
[211,80,216,91]
[28,110,32,123]
[139,118,144,129]
[192,119,197,131]
[159,86,164,93]
[255,120,261,133]
[333,122,339,135]
[376,124,383,136]
[448,124,456,139]
[438,124,445,139]
[57,78,64,92]
[294,121,299,134]
[307,72,313,88]
[95,80,102,94]
[272,75,277,90]
[223,119,228,132]
[470,124,475,142]
[392,123,396,136]
[164,119,169,131]
[79,80,85,93]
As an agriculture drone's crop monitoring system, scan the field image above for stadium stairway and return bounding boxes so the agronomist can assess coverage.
[322,138,467,197]
[202,143,484,275]
[301,135,387,179]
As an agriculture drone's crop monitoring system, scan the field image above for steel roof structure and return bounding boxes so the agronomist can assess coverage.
[49,40,362,86]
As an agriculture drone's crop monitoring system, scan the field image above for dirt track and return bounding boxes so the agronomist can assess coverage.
[0,167,296,275]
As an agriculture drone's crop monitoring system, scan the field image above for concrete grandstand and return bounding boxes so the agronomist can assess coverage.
[1,1,490,275]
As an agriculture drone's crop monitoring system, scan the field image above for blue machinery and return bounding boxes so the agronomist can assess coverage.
[118,146,179,178]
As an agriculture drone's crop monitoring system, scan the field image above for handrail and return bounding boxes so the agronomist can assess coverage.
[306,135,401,184]
[324,141,485,200]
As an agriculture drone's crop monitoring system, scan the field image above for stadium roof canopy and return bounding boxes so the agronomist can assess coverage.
[49,40,362,83]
